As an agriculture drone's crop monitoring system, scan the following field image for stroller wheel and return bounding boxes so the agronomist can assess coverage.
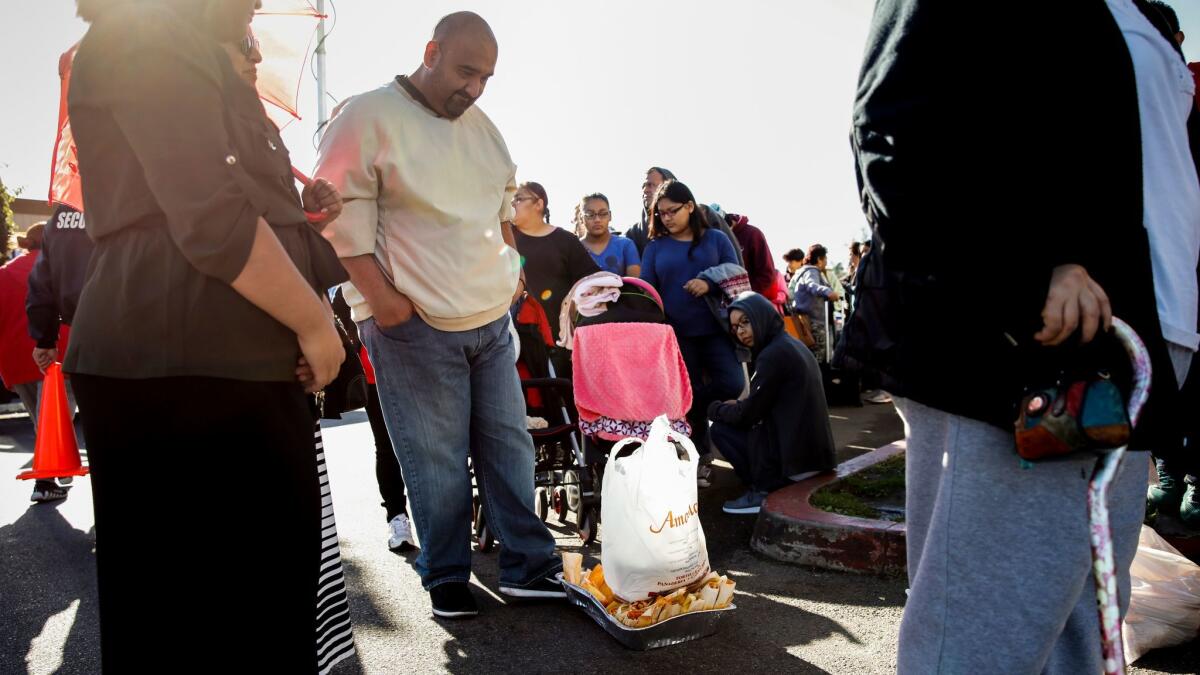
[477,523,495,553]
[577,506,599,546]
[564,470,581,512]
[474,510,495,553]
[534,487,549,521]
[552,487,570,524]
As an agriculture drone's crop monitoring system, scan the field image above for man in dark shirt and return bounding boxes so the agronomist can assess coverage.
[27,204,93,371]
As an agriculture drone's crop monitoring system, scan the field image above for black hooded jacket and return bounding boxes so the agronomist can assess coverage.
[708,293,837,487]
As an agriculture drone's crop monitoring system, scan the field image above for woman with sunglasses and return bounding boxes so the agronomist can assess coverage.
[640,180,743,463]
[511,181,599,342]
[67,1,349,670]
[576,193,640,277]
[221,30,262,85]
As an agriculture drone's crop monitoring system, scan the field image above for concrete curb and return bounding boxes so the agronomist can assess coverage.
[751,442,906,576]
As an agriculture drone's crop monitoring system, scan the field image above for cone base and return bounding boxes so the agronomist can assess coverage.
[17,467,89,481]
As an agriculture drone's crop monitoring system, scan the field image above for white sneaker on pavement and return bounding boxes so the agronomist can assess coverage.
[387,514,416,551]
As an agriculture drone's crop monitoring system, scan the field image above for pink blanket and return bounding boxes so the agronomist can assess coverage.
[572,323,692,440]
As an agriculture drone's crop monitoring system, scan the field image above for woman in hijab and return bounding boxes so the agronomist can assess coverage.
[709,292,837,515]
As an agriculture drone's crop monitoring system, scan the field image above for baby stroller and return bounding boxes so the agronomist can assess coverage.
[562,275,694,544]
[471,295,596,551]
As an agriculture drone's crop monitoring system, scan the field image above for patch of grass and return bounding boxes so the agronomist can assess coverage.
[838,454,905,498]
[811,453,906,521]
[810,490,881,519]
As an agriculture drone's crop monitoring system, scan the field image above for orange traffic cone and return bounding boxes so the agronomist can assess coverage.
[17,363,88,481]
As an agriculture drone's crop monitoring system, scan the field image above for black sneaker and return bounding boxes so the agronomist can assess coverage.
[430,582,479,619]
[499,573,567,599]
[30,483,69,503]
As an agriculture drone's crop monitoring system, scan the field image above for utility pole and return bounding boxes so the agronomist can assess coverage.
[315,0,329,131]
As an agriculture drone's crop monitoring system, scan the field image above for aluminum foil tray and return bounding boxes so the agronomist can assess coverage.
[556,573,735,651]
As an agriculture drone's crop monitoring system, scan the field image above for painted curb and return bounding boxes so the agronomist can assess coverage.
[751,442,907,576]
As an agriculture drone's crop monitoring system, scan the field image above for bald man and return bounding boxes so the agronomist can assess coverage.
[314,12,563,619]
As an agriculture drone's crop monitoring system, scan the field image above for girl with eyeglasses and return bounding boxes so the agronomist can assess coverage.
[511,181,599,342]
[640,179,743,464]
[576,193,640,277]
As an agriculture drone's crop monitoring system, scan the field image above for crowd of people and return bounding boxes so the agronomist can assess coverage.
[1,0,1198,672]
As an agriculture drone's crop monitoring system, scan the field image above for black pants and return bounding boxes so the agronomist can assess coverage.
[73,374,323,672]
[711,421,787,492]
[366,383,407,521]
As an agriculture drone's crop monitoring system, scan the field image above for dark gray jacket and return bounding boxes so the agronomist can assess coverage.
[26,205,94,348]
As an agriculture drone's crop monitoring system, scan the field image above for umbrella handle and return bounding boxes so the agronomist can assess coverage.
[291,166,326,224]
[1088,317,1152,675]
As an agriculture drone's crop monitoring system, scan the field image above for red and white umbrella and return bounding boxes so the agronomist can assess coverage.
[49,2,326,209]
[253,0,325,127]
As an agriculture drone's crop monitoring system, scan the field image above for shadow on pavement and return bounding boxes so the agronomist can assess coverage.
[0,416,35,454]
[341,553,405,632]
[429,587,839,674]
[320,411,369,431]
[0,501,99,675]
[1132,641,1200,673]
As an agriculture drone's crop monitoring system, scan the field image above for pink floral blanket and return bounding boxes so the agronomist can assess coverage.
[571,322,692,440]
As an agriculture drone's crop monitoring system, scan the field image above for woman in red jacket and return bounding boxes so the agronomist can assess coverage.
[0,223,70,502]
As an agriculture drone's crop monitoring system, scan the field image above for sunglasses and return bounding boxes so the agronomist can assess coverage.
[238,35,260,57]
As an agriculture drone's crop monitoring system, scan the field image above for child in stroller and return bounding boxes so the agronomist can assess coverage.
[561,273,694,540]
[472,277,693,549]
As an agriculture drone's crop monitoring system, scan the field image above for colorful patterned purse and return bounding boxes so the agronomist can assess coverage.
[1014,373,1131,461]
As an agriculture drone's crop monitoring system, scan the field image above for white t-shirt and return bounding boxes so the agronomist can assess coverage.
[1107,0,1200,351]
[314,79,520,331]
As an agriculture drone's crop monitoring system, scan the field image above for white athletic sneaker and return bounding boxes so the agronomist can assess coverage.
[387,514,416,551]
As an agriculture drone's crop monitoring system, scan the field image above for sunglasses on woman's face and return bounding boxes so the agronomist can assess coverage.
[239,35,260,57]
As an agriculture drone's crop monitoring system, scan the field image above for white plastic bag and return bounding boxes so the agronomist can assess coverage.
[1122,525,1200,663]
[600,415,711,602]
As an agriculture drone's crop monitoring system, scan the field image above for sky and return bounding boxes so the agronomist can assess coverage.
[4,1,1200,268]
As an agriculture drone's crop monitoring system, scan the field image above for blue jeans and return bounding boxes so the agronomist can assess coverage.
[678,333,744,449]
[360,313,559,590]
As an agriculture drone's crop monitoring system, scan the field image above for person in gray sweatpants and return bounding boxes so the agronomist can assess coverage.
[847,2,1198,672]
[895,397,1147,673]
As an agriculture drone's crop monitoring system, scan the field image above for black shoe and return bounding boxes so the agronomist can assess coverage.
[430,582,479,619]
[499,572,567,599]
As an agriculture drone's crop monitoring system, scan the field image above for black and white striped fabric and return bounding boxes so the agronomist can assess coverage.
[314,423,356,674]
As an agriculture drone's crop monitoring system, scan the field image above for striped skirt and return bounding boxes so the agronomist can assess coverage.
[314,423,356,673]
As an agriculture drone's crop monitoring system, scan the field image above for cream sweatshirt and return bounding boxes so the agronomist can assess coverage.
[314,79,520,331]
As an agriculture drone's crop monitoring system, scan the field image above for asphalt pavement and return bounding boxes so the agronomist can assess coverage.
[1,402,1197,674]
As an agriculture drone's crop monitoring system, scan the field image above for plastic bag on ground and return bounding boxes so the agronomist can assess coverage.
[601,415,710,602]
[1122,525,1200,663]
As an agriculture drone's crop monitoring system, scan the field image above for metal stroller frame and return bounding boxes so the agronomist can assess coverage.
[471,297,598,551]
